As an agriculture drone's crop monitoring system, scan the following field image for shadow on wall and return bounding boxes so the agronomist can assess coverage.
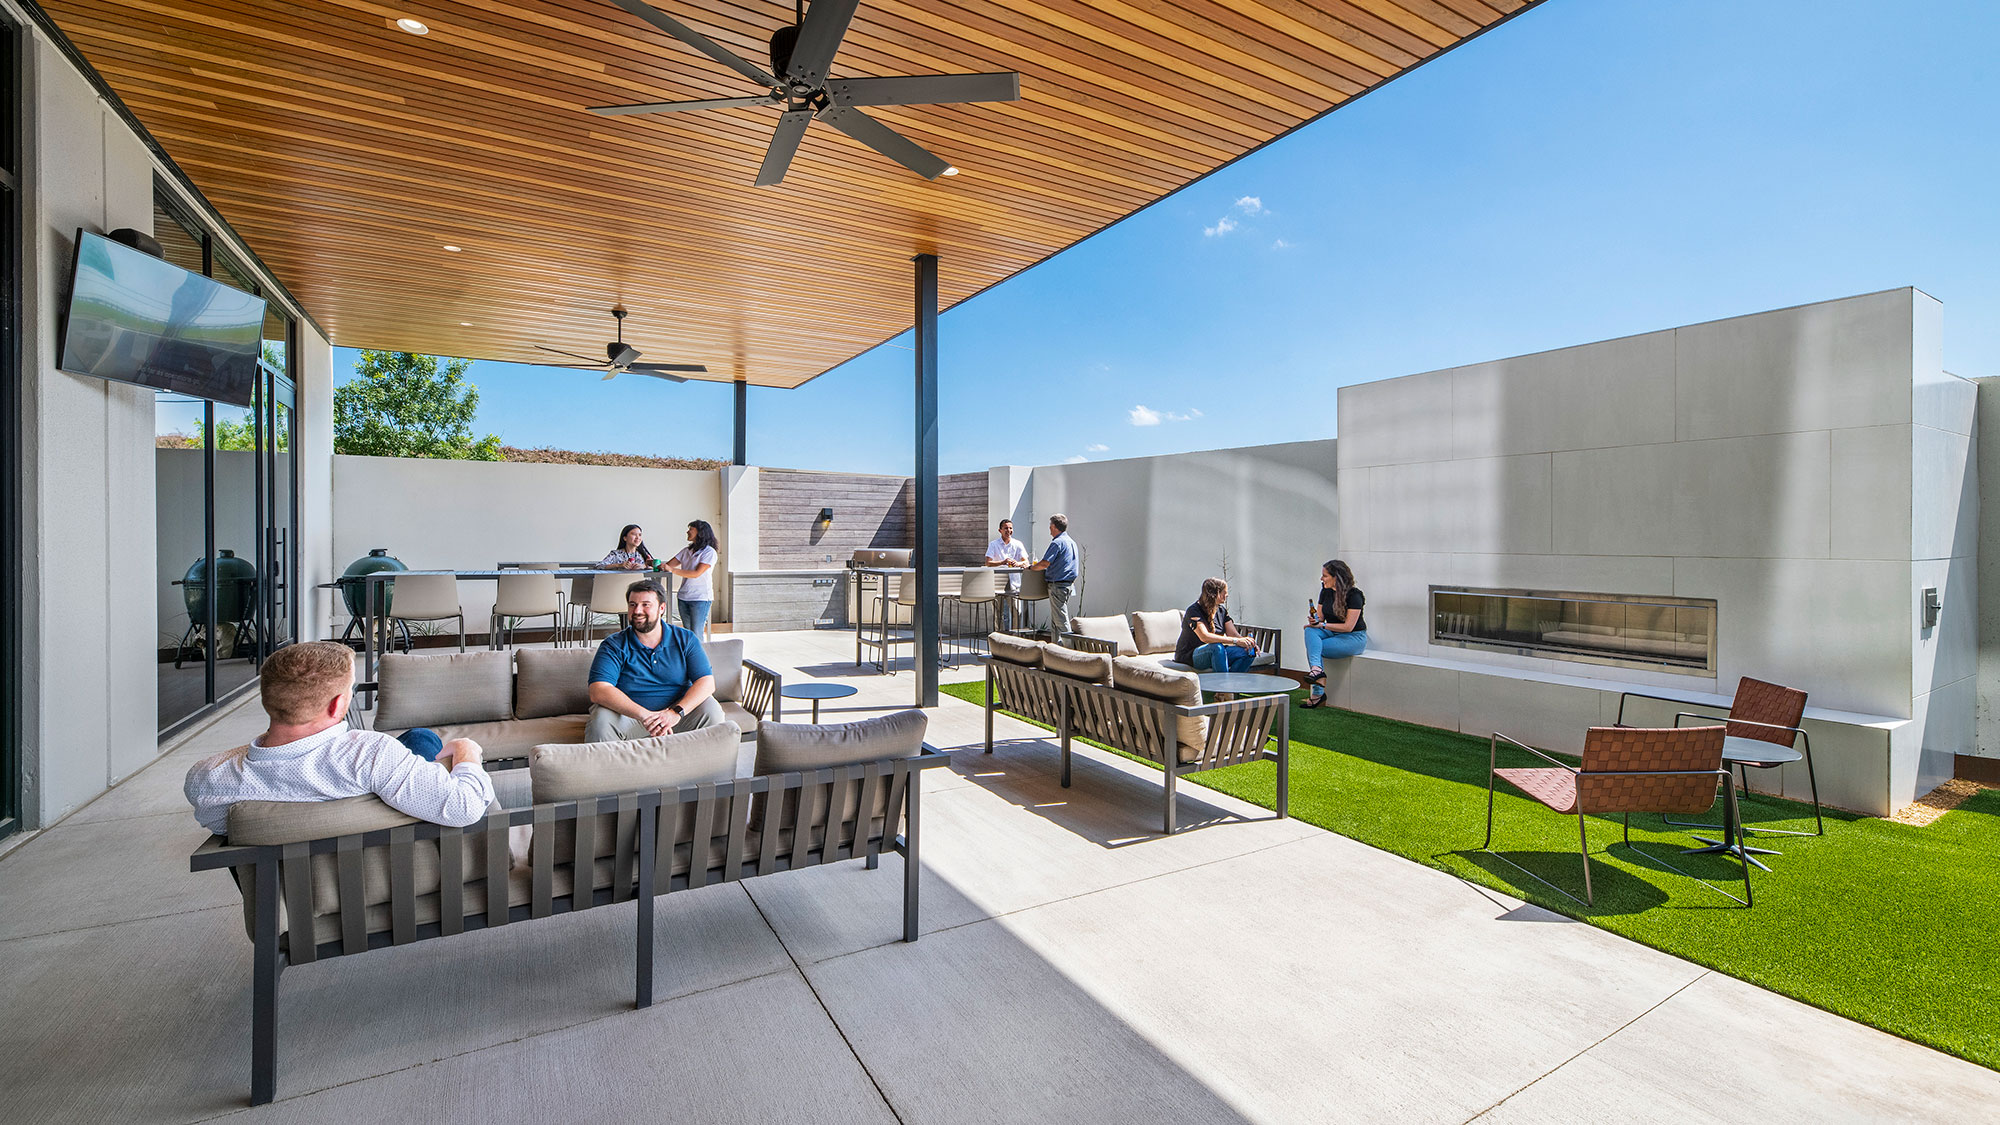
[1028,440,1338,641]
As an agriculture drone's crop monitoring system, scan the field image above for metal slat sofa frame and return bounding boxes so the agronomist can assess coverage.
[191,746,949,1106]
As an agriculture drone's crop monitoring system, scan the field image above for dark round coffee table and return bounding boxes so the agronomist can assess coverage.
[780,682,859,722]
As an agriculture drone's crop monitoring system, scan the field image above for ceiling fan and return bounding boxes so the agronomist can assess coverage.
[591,0,1021,186]
[529,307,708,382]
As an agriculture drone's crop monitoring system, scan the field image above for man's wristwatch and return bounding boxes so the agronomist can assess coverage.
[667,704,685,717]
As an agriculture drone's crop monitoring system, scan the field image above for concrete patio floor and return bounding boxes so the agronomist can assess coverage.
[2,627,1995,1123]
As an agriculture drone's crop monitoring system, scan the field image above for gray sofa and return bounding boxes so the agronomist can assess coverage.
[1061,609,1282,672]
[981,632,1289,833]
[359,638,782,760]
[192,709,946,1106]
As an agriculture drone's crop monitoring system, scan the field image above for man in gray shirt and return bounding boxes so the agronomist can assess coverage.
[1029,512,1081,636]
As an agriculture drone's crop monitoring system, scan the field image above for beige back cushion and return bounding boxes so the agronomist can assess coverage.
[227,794,492,926]
[988,632,1046,666]
[1071,614,1137,656]
[514,647,595,719]
[530,722,743,865]
[704,637,744,701]
[376,651,513,730]
[1112,657,1207,762]
[1043,644,1112,683]
[752,709,927,831]
[1130,610,1185,656]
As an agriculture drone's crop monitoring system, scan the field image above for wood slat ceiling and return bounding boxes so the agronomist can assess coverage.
[42,0,1532,387]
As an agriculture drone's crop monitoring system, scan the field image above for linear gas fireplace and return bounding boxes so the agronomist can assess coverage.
[1430,586,1717,676]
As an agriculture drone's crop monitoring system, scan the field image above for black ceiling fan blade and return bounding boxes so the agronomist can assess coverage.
[786,0,859,87]
[589,94,779,116]
[815,105,951,179]
[755,109,815,186]
[826,72,1020,108]
[628,362,708,372]
[606,0,779,89]
[532,344,608,364]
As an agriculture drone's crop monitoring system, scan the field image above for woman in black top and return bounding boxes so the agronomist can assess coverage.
[1302,559,1366,708]
[1175,577,1259,673]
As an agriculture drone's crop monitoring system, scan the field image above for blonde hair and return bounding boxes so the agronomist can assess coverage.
[260,641,355,725]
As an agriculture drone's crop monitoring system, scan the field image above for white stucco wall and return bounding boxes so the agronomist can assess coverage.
[1334,287,1972,811]
[18,31,162,823]
[330,456,721,632]
[1023,439,1339,658]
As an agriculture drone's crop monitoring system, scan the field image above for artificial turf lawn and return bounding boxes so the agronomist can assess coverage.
[942,681,2000,1071]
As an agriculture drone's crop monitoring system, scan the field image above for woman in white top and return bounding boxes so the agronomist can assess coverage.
[599,523,656,570]
[663,520,720,639]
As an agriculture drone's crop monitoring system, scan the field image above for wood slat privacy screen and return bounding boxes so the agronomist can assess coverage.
[44,0,1531,387]
[758,467,986,567]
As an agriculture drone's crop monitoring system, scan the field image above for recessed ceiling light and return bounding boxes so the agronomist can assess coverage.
[941,166,960,176]
[396,18,429,35]
[442,244,461,252]
[459,321,472,326]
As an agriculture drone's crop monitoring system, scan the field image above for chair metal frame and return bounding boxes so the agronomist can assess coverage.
[1480,730,1752,908]
[1615,689,1824,840]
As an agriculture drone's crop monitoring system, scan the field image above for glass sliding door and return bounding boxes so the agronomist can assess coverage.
[151,188,302,735]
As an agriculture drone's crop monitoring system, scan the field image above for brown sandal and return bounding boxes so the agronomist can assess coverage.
[1301,693,1326,709]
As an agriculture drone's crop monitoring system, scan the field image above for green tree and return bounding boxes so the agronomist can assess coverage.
[333,351,502,460]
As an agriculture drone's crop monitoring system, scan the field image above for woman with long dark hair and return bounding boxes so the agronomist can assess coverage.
[1173,577,1259,673]
[663,519,721,639]
[1302,559,1366,708]
[599,524,654,570]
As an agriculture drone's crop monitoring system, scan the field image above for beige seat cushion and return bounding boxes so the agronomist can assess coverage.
[1043,644,1112,684]
[514,648,594,719]
[376,651,513,730]
[1072,614,1137,656]
[530,722,744,874]
[752,709,927,832]
[987,632,1045,666]
[1129,610,1185,656]
[423,715,589,761]
[704,637,745,701]
[1111,657,1206,764]
[227,794,495,939]
[719,700,761,739]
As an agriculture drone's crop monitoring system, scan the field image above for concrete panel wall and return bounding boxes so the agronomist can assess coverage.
[331,455,719,631]
[1335,288,1968,812]
[1023,439,1338,662]
[297,323,336,641]
[1976,378,2000,759]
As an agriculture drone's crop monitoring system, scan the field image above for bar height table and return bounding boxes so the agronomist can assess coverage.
[848,565,1025,672]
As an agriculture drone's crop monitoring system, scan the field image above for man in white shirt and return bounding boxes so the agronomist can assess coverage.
[983,518,1031,628]
[184,641,495,835]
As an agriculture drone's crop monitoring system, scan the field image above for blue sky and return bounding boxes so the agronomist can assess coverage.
[334,0,2000,476]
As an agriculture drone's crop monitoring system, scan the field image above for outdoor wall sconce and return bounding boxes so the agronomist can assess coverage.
[818,507,835,526]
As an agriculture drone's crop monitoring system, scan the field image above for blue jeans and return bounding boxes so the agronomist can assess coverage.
[678,599,712,637]
[397,727,443,761]
[1191,642,1255,672]
[1304,628,1366,694]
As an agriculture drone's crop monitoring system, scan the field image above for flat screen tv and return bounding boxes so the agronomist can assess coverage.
[58,229,267,407]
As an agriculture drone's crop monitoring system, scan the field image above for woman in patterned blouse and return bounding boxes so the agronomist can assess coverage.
[599,523,656,570]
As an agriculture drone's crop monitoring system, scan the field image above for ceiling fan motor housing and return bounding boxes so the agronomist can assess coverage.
[607,342,641,367]
[770,25,800,88]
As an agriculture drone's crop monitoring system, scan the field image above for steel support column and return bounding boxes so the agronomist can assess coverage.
[732,379,747,466]
[913,253,939,707]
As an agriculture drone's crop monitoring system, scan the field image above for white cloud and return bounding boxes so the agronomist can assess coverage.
[1234,195,1265,215]
[1063,455,1089,464]
[1085,443,1109,453]
[1272,238,1293,250]
[1202,215,1238,238]
[1130,405,1200,426]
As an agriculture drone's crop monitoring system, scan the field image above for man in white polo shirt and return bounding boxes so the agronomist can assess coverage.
[184,641,494,835]
[982,518,1030,628]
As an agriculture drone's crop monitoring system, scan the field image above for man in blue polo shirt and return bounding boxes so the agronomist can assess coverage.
[1028,512,1080,636]
[585,579,724,742]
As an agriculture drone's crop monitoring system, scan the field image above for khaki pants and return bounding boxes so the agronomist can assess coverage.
[584,697,725,742]
[1046,581,1076,636]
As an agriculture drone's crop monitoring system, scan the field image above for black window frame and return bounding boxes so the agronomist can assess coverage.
[2,12,24,840]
